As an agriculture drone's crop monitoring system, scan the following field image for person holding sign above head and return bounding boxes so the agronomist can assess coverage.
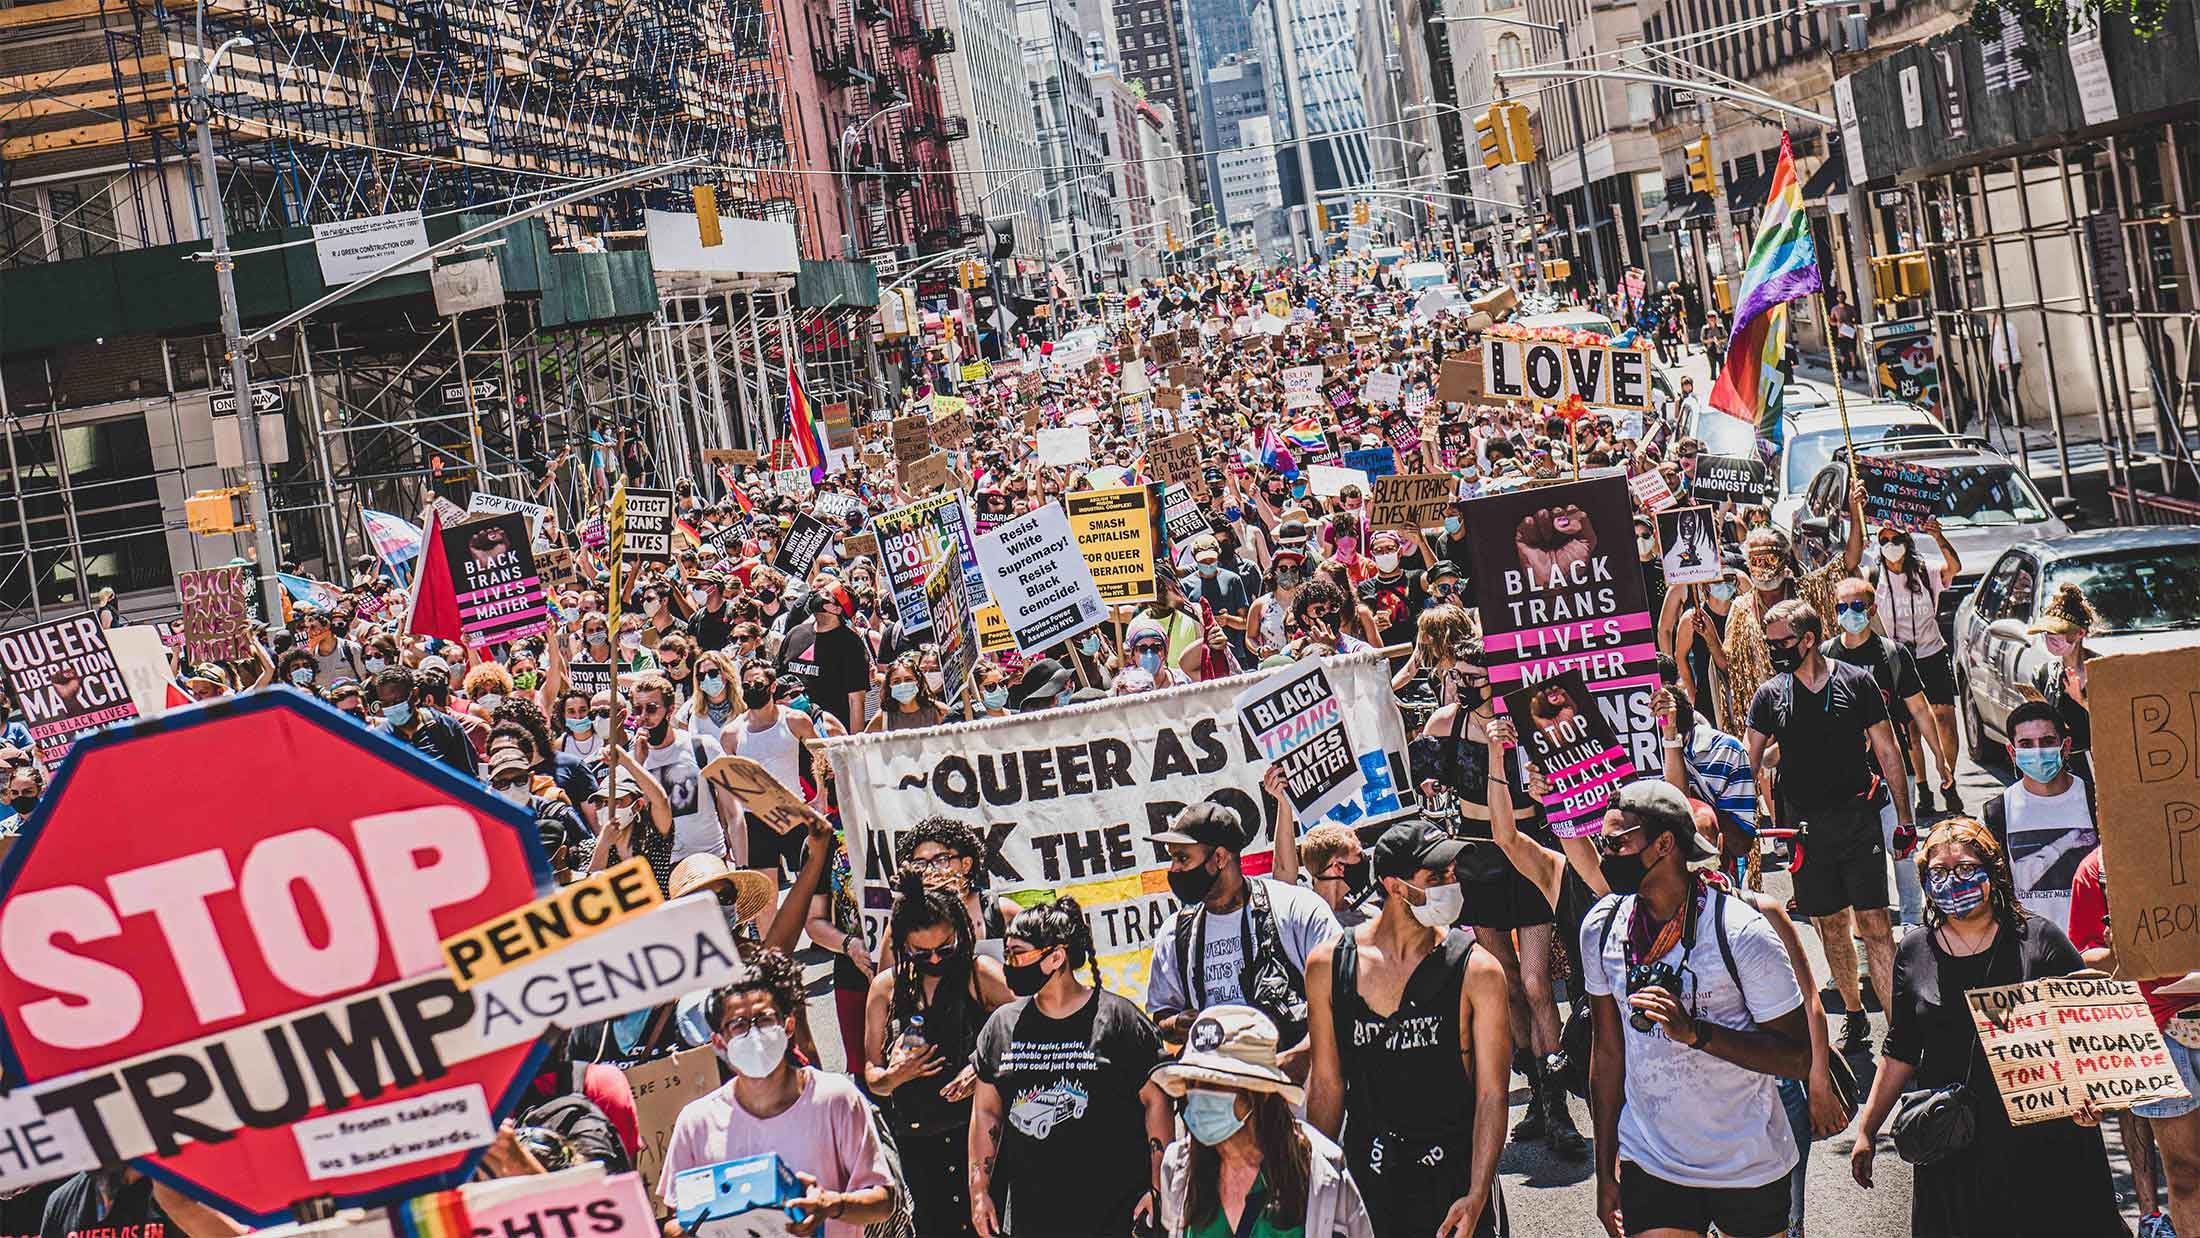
[1870,521,1964,814]
[1303,820,1513,1237]
[1720,480,1866,737]
[1849,818,2126,1238]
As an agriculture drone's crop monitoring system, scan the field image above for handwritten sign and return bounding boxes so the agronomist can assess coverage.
[1368,473,1453,532]
[626,1046,719,1208]
[2091,647,2200,979]
[1857,455,1949,530]
[1967,975,2189,1124]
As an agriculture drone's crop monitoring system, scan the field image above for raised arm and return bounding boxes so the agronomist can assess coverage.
[1483,718,1569,910]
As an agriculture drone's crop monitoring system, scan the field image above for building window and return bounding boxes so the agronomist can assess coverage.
[1,190,47,268]
[0,414,173,612]
[1496,32,1523,69]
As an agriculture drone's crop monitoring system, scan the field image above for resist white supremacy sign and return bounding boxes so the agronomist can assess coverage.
[817,652,1411,1000]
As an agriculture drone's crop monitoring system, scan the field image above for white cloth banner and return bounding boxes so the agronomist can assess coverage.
[816,652,1411,1001]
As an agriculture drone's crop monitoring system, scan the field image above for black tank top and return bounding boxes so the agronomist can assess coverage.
[1333,929,1476,1142]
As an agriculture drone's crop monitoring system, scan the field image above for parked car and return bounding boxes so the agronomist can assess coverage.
[1953,527,2200,763]
[1795,438,2083,642]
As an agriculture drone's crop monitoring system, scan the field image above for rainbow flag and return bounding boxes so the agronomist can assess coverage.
[392,1189,471,1238]
[786,368,825,478]
[1709,131,1820,444]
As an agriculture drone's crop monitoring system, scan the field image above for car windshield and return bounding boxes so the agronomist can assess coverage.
[1785,421,1940,491]
[2045,544,2200,634]
[1939,464,2050,527]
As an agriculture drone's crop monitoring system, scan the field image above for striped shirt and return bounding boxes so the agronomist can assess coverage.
[1683,719,1759,836]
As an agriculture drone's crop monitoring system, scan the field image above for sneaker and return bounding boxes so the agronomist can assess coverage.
[1840,1011,1873,1055]
[2140,1210,2176,1238]
[1940,783,1963,814]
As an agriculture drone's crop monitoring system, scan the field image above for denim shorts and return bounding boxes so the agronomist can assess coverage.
[2135,1029,2200,1120]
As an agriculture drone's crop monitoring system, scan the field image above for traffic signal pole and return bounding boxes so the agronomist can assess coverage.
[1553,20,1606,295]
[1702,98,1738,294]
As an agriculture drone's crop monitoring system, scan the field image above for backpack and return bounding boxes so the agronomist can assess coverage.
[517,1088,633,1175]
[1557,888,1755,1100]
[861,1094,917,1238]
[1170,878,1310,1045]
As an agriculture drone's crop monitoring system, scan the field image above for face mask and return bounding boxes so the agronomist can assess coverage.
[1336,538,1358,559]
[382,701,414,728]
[1078,633,1102,656]
[1138,649,1164,674]
[1599,848,1649,897]
[982,686,1010,711]
[289,667,314,686]
[2045,634,2075,657]
[1709,582,1736,602]
[1292,484,1308,499]
[700,673,725,697]
[890,681,920,704]
[1168,859,1221,905]
[1274,569,1302,590]
[477,693,504,711]
[496,782,532,807]
[1443,516,1463,536]
[1926,867,1991,919]
[7,794,35,817]
[1224,506,1242,524]
[2014,746,2065,783]
[720,1024,790,1078]
[1373,552,1400,573]
[1748,564,1790,591]
[511,671,539,691]
[566,716,595,736]
[644,599,663,617]
[1183,1090,1248,1146]
[613,803,640,828]
[1198,560,1219,577]
[1636,535,1656,557]
[587,631,610,647]
[924,671,946,694]
[1004,952,1057,997]
[690,588,709,608]
[1408,881,1464,927]
[1882,542,1909,565]
[619,631,642,650]
[1767,643,1805,674]
[364,657,387,674]
[1836,607,1873,634]
[742,682,773,709]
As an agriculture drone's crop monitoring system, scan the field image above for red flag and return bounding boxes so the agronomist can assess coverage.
[403,509,469,648]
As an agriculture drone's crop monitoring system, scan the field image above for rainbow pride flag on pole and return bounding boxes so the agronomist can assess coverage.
[786,367,825,479]
[1709,131,1820,445]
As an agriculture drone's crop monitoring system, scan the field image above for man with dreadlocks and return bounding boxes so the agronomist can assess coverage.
[863,870,1014,1236]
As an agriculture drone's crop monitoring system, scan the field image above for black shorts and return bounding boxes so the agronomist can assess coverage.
[1912,646,1955,706]
[743,811,807,876]
[1619,1161,1791,1238]
[1348,1129,1505,1237]
[1791,799,1888,917]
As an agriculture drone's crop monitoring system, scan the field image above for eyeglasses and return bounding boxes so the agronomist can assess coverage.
[1593,825,1646,857]
[1925,861,1988,884]
[717,1014,783,1036]
[1004,945,1060,968]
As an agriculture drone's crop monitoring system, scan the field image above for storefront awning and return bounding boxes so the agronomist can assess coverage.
[1654,190,1714,231]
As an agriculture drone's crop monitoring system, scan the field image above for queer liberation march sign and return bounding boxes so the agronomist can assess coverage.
[1501,670,1636,835]
[178,564,254,663]
[1466,474,1659,821]
[1234,661,1362,823]
[1478,336,1653,411]
[874,492,981,638]
[440,510,547,645]
[0,693,743,1221]
[0,613,137,764]
[1690,454,1771,505]
[1856,455,1950,530]
[818,652,1410,999]
[974,502,1107,655]
[1967,976,2189,1124]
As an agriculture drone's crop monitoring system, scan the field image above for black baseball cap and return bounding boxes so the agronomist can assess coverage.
[1152,802,1248,851]
[1370,819,1470,879]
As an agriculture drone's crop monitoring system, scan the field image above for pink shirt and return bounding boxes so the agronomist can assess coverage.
[656,1068,893,1238]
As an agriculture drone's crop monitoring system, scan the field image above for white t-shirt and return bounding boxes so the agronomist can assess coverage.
[1145,877,1341,1016]
[2003,781,2097,931]
[1580,890,1804,1189]
[641,726,728,863]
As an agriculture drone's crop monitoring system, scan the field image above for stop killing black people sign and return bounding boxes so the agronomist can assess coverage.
[1501,669,1637,835]
[1465,475,1658,834]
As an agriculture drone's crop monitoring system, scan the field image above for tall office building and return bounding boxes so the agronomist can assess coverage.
[1108,0,1208,211]
[1198,56,1275,228]
[940,0,1050,296]
[1020,0,1112,295]
[1249,0,1374,242]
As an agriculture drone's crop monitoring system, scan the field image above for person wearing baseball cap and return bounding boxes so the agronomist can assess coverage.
[1583,777,1812,1238]
[1146,802,1342,1065]
[1304,819,1511,1237]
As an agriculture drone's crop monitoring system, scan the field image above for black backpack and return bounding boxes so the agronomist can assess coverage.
[1170,878,1310,1046]
[517,1087,633,1175]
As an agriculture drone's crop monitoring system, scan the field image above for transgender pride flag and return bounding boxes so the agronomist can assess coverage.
[1709,131,1820,445]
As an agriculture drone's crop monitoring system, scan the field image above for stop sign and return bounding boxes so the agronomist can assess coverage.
[0,691,551,1224]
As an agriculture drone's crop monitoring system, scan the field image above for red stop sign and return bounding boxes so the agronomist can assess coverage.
[0,692,551,1224]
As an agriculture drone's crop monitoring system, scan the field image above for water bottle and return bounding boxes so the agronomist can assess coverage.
[898,1012,927,1058]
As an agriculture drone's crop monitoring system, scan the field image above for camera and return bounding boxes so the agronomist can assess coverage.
[1625,960,1683,1033]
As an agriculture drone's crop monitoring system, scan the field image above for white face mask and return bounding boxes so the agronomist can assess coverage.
[721,1024,790,1078]
[924,671,946,694]
[496,782,531,807]
[1409,881,1464,927]
[1373,552,1400,573]
[477,693,504,711]
[690,587,710,608]
[644,598,663,617]
[613,803,640,828]
[1882,542,1909,565]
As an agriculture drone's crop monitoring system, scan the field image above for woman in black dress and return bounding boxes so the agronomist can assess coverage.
[1850,817,2127,1236]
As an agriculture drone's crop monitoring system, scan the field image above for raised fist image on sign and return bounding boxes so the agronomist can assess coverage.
[1515,504,1598,581]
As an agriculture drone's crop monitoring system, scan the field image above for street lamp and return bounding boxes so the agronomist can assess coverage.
[838,102,912,259]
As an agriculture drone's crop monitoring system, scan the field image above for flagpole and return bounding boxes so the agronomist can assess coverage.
[1815,291,1855,455]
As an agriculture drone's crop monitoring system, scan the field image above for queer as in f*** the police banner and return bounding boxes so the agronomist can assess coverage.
[816,652,1410,1000]
[1465,474,1658,833]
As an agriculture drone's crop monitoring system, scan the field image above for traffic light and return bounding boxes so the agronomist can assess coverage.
[1474,107,1506,169]
[1685,138,1717,195]
[1498,102,1534,163]
[1353,200,1370,225]
[1315,202,1331,233]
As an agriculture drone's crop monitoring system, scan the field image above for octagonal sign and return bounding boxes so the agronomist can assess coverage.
[0,689,552,1225]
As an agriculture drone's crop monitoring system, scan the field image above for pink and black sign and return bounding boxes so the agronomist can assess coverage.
[440,510,547,646]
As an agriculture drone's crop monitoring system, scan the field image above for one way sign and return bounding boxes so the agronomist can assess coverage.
[210,386,285,416]
[442,378,502,404]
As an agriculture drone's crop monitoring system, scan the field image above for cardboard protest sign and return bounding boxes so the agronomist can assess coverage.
[1501,670,1638,836]
[772,467,816,500]
[1235,661,1363,823]
[703,755,822,835]
[813,489,866,525]
[1967,976,2191,1123]
[1147,429,1203,490]
[623,487,674,564]
[2091,648,2200,979]
[178,564,253,664]
[1628,468,1677,513]
[465,491,552,547]
[1363,371,1404,405]
[1479,337,1653,410]
[1161,482,1211,551]
[1657,506,1724,586]
[901,450,953,493]
[1037,426,1092,466]
[0,613,138,764]
[771,511,836,578]
[1307,464,1370,498]
[891,414,933,463]
[1066,484,1164,606]
[702,447,759,468]
[819,652,1411,998]
[1343,447,1397,479]
[873,492,982,638]
[1690,454,1771,505]
[1437,353,1482,404]
[626,1047,719,1209]
[1857,455,1950,530]
[844,530,879,560]
[973,502,1108,655]
[1466,474,1660,822]
[925,552,978,706]
[442,510,548,645]
[1369,473,1453,531]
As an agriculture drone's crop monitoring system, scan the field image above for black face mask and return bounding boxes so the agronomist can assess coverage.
[1767,644,1805,674]
[1599,834,1662,896]
[912,949,957,976]
[1339,857,1371,894]
[6,794,34,817]
[742,682,773,709]
[1168,859,1221,905]
[1004,953,1056,996]
[648,720,672,745]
